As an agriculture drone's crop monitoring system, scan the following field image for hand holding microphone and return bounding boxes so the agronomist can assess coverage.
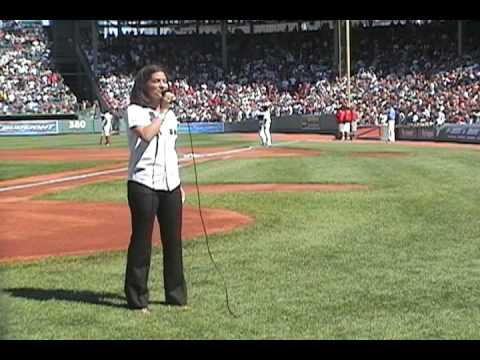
[160,91,176,111]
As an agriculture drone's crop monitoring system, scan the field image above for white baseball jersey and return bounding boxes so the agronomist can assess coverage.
[261,110,271,128]
[102,112,113,135]
[126,104,180,191]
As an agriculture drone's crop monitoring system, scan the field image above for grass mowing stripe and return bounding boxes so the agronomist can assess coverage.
[0,133,255,150]
[0,161,120,182]
[0,167,128,193]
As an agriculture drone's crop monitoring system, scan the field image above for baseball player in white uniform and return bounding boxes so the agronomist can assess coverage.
[100,110,113,146]
[258,104,272,147]
[387,106,396,143]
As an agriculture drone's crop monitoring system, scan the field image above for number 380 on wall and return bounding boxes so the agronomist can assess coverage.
[68,120,87,129]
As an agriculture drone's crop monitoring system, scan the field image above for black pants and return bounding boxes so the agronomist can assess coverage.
[125,181,187,309]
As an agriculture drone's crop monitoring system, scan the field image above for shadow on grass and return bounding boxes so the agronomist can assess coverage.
[3,287,130,309]
[3,287,173,310]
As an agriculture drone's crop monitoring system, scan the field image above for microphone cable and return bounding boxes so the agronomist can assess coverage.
[185,120,239,318]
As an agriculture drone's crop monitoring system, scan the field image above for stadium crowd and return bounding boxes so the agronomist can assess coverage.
[2,20,480,125]
[0,22,77,114]
[86,21,480,125]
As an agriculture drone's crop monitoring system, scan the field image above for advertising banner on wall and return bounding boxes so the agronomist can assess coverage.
[0,120,59,136]
[436,124,480,143]
[178,122,224,134]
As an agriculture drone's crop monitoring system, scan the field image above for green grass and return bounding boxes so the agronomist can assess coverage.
[2,136,480,339]
[177,132,256,149]
[0,134,124,150]
[0,133,254,150]
[0,161,121,182]
[0,133,253,181]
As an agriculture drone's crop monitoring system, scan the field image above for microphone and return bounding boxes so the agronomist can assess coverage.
[162,90,176,105]
[158,91,177,113]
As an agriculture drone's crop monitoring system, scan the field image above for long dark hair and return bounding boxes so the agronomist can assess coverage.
[130,64,166,109]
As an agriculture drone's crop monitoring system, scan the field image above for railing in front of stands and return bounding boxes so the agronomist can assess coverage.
[0,113,78,121]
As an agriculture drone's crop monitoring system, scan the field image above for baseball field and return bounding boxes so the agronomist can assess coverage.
[1,132,480,339]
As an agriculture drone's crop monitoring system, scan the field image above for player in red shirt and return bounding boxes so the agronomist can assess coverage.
[345,106,358,140]
[343,106,353,141]
[336,105,346,141]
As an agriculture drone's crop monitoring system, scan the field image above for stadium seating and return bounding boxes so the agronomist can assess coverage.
[0,22,77,114]
[84,21,480,125]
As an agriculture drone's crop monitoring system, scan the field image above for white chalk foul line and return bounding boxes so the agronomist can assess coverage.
[181,146,253,159]
[0,146,255,193]
[0,167,128,193]
[269,141,300,147]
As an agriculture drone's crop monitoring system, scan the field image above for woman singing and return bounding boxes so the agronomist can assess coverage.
[124,64,187,314]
